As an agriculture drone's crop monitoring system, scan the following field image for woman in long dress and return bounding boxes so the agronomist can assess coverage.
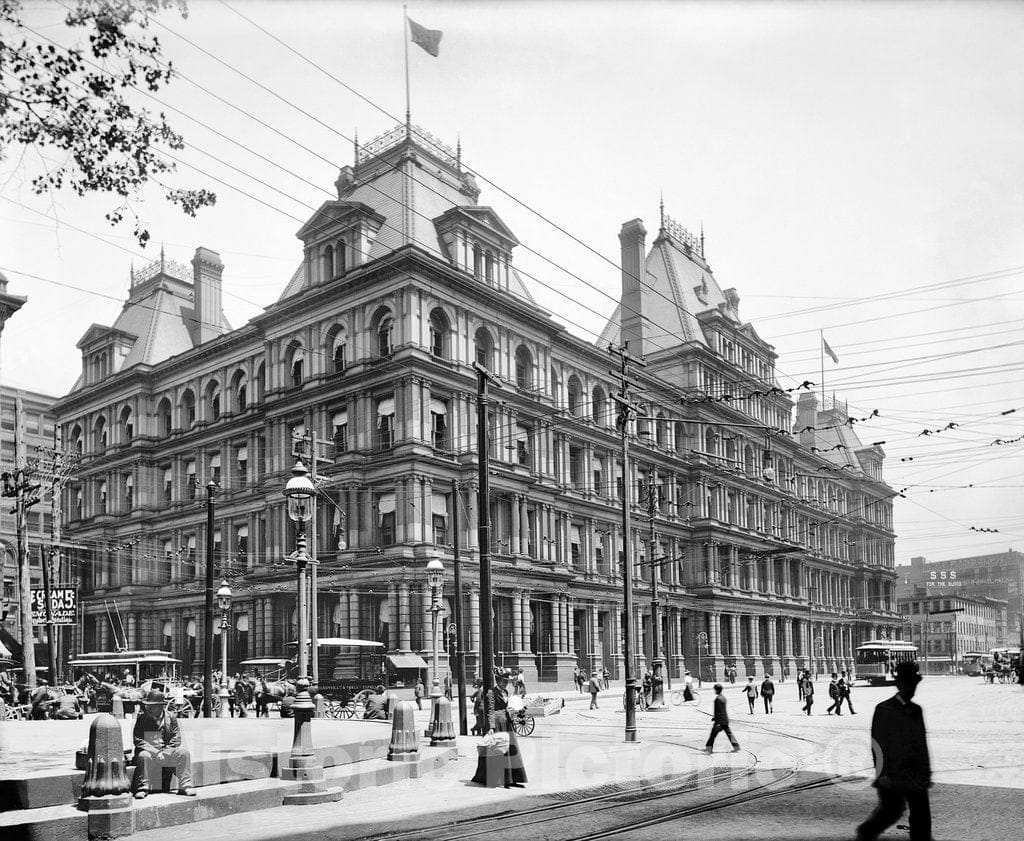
[471,670,528,787]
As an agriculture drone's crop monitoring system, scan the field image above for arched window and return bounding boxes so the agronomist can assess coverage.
[321,245,334,281]
[181,389,196,428]
[428,308,449,359]
[98,479,108,514]
[336,239,347,276]
[485,251,495,284]
[119,406,133,442]
[472,245,482,280]
[230,369,247,413]
[286,342,304,387]
[70,424,84,453]
[157,398,172,436]
[567,376,583,418]
[325,324,347,375]
[206,380,221,421]
[549,367,560,402]
[515,345,533,389]
[474,327,493,369]
[93,416,107,452]
[592,386,607,426]
[375,312,394,357]
[254,362,266,404]
[655,412,667,447]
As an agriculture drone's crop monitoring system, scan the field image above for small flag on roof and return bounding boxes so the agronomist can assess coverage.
[822,336,839,365]
[409,17,442,57]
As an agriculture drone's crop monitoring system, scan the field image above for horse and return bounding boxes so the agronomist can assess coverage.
[29,684,80,720]
[254,677,296,718]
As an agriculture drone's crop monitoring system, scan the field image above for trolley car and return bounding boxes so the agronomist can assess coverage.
[962,651,993,677]
[854,640,918,685]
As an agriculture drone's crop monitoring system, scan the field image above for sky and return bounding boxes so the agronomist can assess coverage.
[1,0,1022,565]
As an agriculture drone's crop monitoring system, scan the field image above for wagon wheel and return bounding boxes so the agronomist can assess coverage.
[176,701,194,718]
[511,711,535,737]
[338,698,357,719]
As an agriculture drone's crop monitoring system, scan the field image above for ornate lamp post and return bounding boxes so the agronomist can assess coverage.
[696,631,709,687]
[426,559,445,723]
[216,580,232,719]
[281,460,340,805]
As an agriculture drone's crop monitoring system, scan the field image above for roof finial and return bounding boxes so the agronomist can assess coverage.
[160,242,165,272]
[659,190,665,229]
[130,259,135,288]
[353,128,359,164]
[700,220,705,258]
[456,132,462,173]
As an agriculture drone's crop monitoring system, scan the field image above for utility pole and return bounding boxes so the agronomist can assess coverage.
[646,471,666,710]
[40,544,57,683]
[36,426,77,683]
[203,481,216,717]
[309,431,319,685]
[451,478,467,735]
[610,343,645,742]
[473,362,496,700]
[5,393,41,689]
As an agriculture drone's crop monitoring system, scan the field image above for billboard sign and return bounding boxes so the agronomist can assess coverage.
[31,587,77,626]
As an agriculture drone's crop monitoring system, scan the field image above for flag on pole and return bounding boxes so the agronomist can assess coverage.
[409,17,442,56]
[822,336,839,365]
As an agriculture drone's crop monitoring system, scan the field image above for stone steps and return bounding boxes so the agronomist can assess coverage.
[1,746,456,841]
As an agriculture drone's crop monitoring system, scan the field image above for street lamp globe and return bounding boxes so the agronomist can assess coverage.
[284,460,315,523]
[426,558,445,591]
[217,579,233,613]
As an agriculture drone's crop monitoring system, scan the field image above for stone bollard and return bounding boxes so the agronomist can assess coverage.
[387,701,419,762]
[313,692,326,719]
[77,713,134,839]
[429,697,457,747]
[110,694,124,719]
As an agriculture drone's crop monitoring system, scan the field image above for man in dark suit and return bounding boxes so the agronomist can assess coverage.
[703,683,740,753]
[856,661,931,841]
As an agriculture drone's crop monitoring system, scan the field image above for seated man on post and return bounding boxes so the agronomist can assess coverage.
[363,685,390,720]
[132,689,196,798]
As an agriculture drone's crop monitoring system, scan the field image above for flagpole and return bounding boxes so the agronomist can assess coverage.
[820,330,825,406]
[403,5,411,137]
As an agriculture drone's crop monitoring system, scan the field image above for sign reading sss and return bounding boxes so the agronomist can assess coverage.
[30,587,77,625]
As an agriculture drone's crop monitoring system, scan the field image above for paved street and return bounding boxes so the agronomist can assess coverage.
[119,675,1022,841]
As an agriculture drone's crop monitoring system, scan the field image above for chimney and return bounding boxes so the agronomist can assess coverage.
[619,219,647,356]
[796,392,818,448]
[192,247,224,345]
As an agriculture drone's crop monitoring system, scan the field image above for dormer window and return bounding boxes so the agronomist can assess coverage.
[321,245,334,282]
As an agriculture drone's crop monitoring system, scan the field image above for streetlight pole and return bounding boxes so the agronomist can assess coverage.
[426,558,444,730]
[696,631,708,688]
[281,460,340,805]
[217,580,232,719]
[646,472,665,710]
[203,481,216,718]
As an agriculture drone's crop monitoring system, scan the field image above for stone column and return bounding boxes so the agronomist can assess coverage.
[511,495,521,555]
[468,587,480,653]
[519,497,529,556]
[749,616,761,658]
[399,583,411,650]
[513,592,524,651]
[348,591,359,639]
[730,613,742,657]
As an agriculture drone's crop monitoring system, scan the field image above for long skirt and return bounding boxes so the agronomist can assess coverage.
[471,713,528,787]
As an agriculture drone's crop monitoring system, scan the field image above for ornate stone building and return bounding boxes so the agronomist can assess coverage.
[55,124,898,685]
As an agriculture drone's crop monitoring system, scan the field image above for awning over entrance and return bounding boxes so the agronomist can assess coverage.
[387,653,428,670]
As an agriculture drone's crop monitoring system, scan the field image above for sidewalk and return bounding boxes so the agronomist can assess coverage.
[129,687,736,841]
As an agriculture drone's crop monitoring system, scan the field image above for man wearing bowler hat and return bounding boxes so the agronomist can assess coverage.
[131,688,196,798]
[856,660,931,841]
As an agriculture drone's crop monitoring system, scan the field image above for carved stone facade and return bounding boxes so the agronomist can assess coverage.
[55,125,898,686]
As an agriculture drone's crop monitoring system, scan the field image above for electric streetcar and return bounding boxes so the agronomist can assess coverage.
[854,639,918,684]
